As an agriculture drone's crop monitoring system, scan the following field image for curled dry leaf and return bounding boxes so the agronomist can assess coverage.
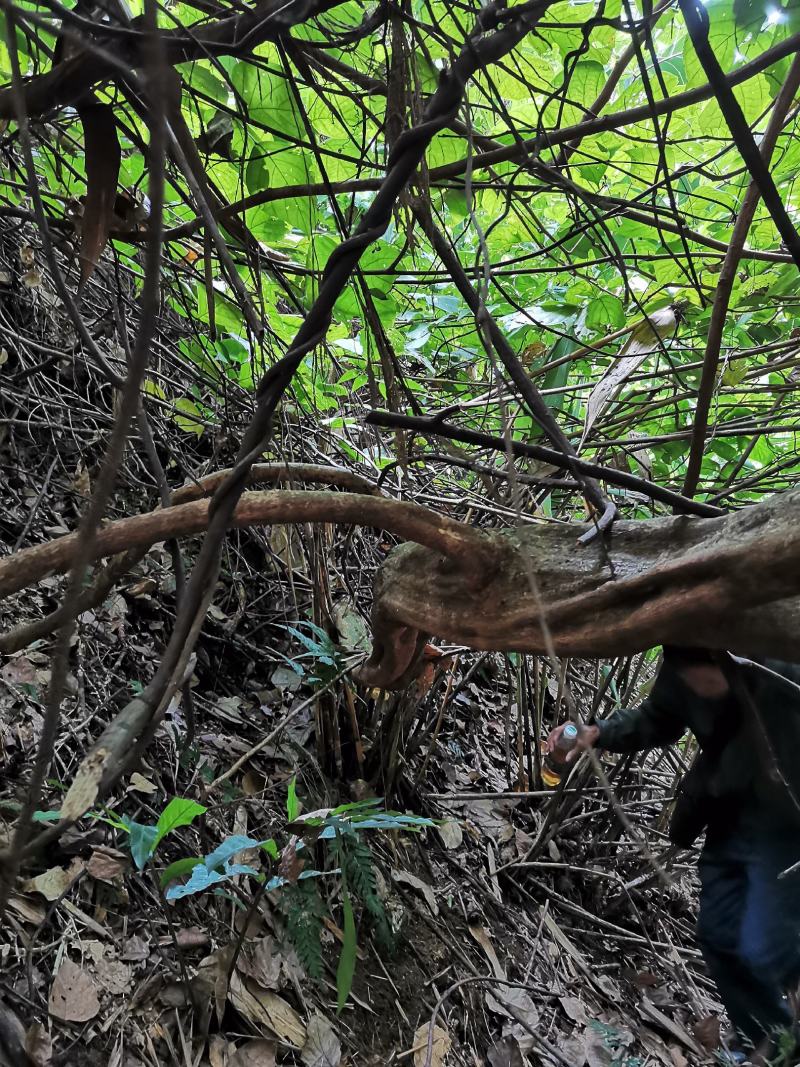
[230,1039,277,1067]
[60,747,111,822]
[228,970,306,1047]
[76,101,121,288]
[23,857,84,901]
[208,1034,232,1067]
[128,772,157,795]
[412,1022,451,1067]
[484,986,539,1032]
[87,847,128,884]
[436,819,462,850]
[48,960,100,1023]
[195,946,234,1024]
[301,1013,341,1067]
[391,870,438,915]
[7,893,46,925]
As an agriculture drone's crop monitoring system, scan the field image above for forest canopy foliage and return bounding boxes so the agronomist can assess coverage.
[1,0,798,513]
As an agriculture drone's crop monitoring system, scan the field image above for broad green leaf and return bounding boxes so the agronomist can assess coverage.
[231,65,304,142]
[173,397,205,437]
[153,797,207,850]
[586,295,625,332]
[126,821,160,870]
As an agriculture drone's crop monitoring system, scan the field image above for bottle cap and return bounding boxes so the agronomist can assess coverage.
[563,723,578,739]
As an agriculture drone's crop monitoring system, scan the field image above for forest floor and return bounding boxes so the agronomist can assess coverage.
[0,241,725,1067]
[0,533,725,1067]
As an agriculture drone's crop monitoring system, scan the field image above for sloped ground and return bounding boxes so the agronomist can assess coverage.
[0,229,724,1067]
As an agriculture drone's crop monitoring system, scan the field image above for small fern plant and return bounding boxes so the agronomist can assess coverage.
[282,877,326,980]
[161,780,435,1011]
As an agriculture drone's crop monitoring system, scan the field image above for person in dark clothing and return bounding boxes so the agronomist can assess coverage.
[547,647,800,1064]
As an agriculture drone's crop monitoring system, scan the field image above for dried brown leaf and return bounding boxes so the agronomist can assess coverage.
[692,1015,721,1051]
[77,102,121,288]
[60,747,111,822]
[467,922,504,979]
[436,820,462,850]
[230,1040,277,1067]
[1,656,36,684]
[7,893,46,924]
[196,947,233,1024]
[228,971,306,1047]
[94,956,132,995]
[72,463,91,498]
[48,960,99,1023]
[486,1036,523,1067]
[242,936,282,991]
[640,1000,703,1056]
[25,1021,52,1066]
[560,995,588,1025]
[301,1014,341,1067]
[278,837,304,884]
[485,986,539,1031]
[208,1035,232,1067]
[412,1023,450,1067]
[128,772,156,794]
[121,935,149,962]
[391,870,438,915]
[87,847,128,883]
[582,307,677,443]
[172,926,210,950]
[23,858,84,901]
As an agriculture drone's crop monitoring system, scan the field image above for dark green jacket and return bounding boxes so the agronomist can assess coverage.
[596,658,800,827]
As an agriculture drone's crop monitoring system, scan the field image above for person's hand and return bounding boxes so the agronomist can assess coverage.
[545,723,601,762]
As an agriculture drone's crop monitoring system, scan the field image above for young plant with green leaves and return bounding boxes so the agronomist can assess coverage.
[149,780,435,1010]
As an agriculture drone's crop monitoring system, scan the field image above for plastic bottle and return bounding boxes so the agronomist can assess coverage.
[541,723,579,788]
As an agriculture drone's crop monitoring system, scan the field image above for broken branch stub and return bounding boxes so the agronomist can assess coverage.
[357,488,800,687]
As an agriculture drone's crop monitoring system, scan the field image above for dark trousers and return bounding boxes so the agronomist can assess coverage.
[697,821,800,1048]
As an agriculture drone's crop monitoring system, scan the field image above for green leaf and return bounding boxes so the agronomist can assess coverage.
[287,777,300,822]
[160,856,203,889]
[261,838,280,860]
[336,880,357,1013]
[173,397,205,437]
[231,65,304,142]
[153,797,206,850]
[586,295,625,332]
[127,821,160,870]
